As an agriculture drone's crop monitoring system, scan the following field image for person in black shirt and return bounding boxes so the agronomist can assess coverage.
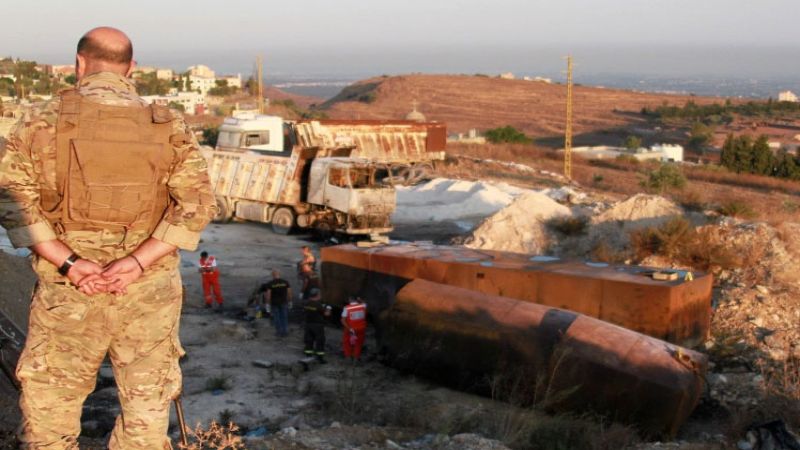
[303,288,331,362]
[264,269,292,337]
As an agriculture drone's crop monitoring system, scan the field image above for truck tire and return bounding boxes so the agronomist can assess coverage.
[213,196,233,223]
[271,207,295,235]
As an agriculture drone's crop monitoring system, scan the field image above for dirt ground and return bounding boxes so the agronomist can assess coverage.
[2,179,799,449]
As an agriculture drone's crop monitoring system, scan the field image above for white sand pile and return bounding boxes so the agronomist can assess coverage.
[594,193,683,225]
[393,178,527,224]
[464,191,572,254]
[588,194,685,251]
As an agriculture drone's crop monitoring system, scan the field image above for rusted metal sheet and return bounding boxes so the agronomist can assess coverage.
[320,243,712,346]
[293,120,446,164]
[383,279,706,437]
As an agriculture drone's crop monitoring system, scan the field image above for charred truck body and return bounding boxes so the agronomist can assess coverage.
[204,114,446,235]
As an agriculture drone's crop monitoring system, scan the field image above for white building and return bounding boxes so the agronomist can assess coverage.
[156,69,174,81]
[778,90,798,102]
[220,74,242,89]
[499,72,515,80]
[141,91,206,115]
[188,75,216,95]
[568,144,684,162]
[188,65,215,79]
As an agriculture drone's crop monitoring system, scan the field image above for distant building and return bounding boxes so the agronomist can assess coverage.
[141,91,206,115]
[188,64,215,79]
[220,74,242,89]
[568,144,684,162]
[523,76,552,84]
[51,64,75,78]
[447,129,487,145]
[156,69,174,81]
[778,90,798,102]
[0,74,16,82]
[188,75,216,95]
[499,72,515,80]
[136,66,157,74]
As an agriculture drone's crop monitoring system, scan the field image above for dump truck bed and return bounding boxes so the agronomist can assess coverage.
[293,120,446,165]
[201,147,308,207]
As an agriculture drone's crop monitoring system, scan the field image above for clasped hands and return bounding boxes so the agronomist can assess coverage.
[68,256,143,296]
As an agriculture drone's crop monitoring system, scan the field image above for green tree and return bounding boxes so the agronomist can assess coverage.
[168,101,185,112]
[64,74,77,85]
[624,135,642,151]
[720,134,736,170]
[135,72,170,96]
[732,135,753,173]
[485,125,530,144]
[642,163,687,193]
[751,135,773,175]
[687,122,713,150]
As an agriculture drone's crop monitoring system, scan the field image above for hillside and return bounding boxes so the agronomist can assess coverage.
[320,74,731,142]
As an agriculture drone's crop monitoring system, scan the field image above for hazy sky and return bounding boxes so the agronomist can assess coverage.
[2,0,799,79]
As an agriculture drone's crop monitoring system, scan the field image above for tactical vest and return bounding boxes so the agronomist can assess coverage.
[41,89,177,234]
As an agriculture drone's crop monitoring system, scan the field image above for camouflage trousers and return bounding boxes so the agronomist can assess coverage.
[16,269,185,449]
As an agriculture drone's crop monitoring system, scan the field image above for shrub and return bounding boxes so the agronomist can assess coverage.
[642,163,687,193]
[548,216,589,236]
[630,219,741,271]
[592,173,604,184]
[205,375,231,392]
[485,126,531,144]
[717,200,757,219]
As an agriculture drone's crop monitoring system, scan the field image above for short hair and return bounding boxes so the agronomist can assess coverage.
[77,35,132,65]
[200,251,208,258]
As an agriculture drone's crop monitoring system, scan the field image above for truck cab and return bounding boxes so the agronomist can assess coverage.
[216,114,294,155]
[307,158,395,235]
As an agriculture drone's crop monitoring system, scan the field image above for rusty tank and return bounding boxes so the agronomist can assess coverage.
[320,242,712,346]
[383,279,707,437]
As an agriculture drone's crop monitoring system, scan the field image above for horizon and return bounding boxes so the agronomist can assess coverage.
[2,1,799,98]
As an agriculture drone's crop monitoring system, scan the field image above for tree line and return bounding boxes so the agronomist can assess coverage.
[720,134,800,180]
[643,99,800,125]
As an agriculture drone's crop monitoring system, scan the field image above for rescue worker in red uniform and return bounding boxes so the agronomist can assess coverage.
[198,251,223,308]
[341,296,367,361]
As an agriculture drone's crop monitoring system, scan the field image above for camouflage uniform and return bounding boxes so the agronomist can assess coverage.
[0,72,216,449]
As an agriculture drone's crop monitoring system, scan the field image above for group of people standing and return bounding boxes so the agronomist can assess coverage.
[200,245,368,364]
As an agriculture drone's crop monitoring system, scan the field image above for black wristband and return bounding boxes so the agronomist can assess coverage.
[130,254,145,272]
[58,253,80,276]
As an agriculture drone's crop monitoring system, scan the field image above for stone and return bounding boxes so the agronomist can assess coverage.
[385,440,403,449]
[755,285,769,295]
[329,421,341,428]
[280,427,297,437]
[252,360,273,369]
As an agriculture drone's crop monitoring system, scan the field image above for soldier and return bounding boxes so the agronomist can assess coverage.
[0,27,216,449]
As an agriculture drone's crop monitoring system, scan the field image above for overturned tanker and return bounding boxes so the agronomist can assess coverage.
[319,242,711,435]
[384,279,706,437]
[320,243,712,346]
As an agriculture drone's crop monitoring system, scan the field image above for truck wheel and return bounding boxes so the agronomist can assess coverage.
[213,196,233,223]
[271,207,295,234]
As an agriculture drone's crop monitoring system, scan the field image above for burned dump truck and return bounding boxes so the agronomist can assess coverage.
[204,115,398,235]
[216,115,447,185]
[320,242,712,436]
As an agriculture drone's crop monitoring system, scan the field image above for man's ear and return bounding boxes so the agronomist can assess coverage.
[125,59,136,78]
[75,54,86,81]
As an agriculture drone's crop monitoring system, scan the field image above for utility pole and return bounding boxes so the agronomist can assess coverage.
[256,55,264,114]
[564,56,574,180]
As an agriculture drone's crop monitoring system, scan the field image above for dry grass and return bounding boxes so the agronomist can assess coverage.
[630,218,742,271]
[178,422,244,450]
